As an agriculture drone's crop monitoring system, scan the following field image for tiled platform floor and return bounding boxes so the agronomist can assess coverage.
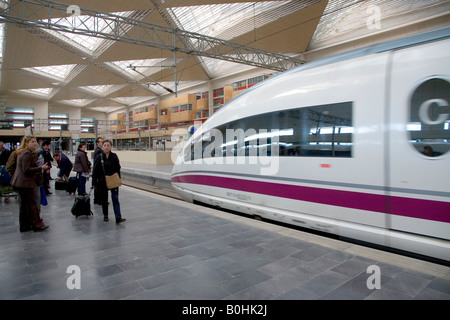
[0,173,449,300]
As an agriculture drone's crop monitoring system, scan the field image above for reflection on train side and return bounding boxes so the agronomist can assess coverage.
[185,101,353,162]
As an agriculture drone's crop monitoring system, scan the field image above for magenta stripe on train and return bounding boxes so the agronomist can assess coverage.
[171,175,450,224]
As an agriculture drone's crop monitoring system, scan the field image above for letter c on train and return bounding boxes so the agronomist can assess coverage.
[418,98,449,125]
[408,77,450,157]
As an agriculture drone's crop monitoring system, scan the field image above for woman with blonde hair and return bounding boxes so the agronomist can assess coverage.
[11,136,50,232]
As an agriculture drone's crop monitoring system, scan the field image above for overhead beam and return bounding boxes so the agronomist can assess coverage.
[0,0,305,72]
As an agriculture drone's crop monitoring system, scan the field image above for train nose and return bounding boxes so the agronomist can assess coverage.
[170,154,192,202]
[170,177,194,203]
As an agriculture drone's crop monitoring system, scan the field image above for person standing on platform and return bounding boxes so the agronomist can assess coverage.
[92,140,126,224]
[39,140,54,195]
[10,135,50,232]
[73,142,90,195]
[92,137,104,204]
[0,141,11,166]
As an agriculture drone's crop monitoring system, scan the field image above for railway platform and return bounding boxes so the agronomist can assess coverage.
[0,164,449,301]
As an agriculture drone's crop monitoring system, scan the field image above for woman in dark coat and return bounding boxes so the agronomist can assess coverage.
[92,140,126,224]
[11,136,50,232]
[73,142,90,195]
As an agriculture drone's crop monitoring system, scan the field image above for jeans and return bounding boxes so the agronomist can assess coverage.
[77,173,86,195]
[100,187,121,219]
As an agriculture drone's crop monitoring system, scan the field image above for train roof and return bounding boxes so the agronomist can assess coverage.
[286,25,450,75]
[215,26,450,115]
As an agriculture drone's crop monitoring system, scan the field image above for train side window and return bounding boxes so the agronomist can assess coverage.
[183,143,192,162]
[199,101,353,159]
[260,102,353,157]
[299,102,353,157]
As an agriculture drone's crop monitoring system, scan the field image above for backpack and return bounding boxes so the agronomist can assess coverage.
[71,193,93,218]
[0,165,11,186]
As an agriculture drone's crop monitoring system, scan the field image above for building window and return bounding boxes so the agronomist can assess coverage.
[81,118,95,133]
[4,107,34,127]
[48,113,69,131]
[213,88,224,97]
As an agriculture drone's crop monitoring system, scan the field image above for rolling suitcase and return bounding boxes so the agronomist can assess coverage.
[55,179,67,190]
[71,189,93,218]
[67,177,78,195]
[0,166,18,203]
[0,165,11,187]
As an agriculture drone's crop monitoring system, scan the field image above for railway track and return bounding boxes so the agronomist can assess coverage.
[121,178,182,200]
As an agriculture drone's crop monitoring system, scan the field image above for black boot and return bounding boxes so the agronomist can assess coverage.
[116,218,126,224]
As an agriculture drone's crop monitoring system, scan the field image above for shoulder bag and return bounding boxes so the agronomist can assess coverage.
[101,154,122,189]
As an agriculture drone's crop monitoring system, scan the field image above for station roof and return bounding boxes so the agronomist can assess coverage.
[0,0,448,114]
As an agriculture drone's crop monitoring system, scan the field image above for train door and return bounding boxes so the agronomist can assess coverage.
[388,37,450,240]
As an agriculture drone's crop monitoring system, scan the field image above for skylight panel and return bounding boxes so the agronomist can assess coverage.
[80,84,110,94]
[88,106,125,113]
[309,0,446,49]
[200,57,254,78]
[112,96,152,105]
[23,64,76,81]
[309,0,362,44]
[166,1,291,40]
[106,58,166,79]
[57,99,94,106]
[16,88,53,97]
[167,1,300,76]
[40,11,134,55]
[78,84,127,96]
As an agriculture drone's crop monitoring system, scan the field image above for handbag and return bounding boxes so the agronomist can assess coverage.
[105,172,121,189]
[101,154,122,189]
[40,185,48,206]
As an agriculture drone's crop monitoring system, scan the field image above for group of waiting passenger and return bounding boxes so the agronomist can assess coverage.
[1,136,125,232]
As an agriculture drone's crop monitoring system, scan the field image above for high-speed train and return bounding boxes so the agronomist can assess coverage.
[171,27,450,262]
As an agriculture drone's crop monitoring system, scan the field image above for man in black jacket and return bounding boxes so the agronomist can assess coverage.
[92,137,104,204]
[0,141,11,166]
[53,151,73,182]
[39,140,54,195]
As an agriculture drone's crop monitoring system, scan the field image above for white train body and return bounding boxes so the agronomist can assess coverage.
[171,27,450,262]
